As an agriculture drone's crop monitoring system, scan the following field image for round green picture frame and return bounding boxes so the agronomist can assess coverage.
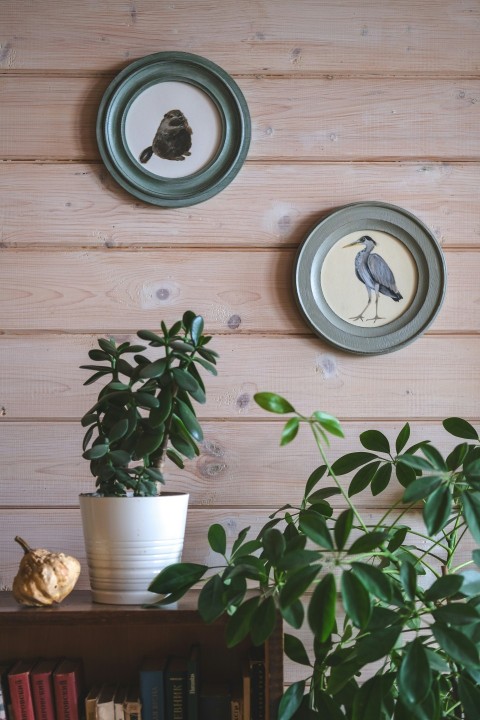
[294,202,447,355]
[97,52,251,207]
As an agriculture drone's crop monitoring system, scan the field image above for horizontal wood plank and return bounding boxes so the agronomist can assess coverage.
[0,247,476,333]
[0,420,465,509]
[1,0,479,76]
[1,334,479,421]
[2,77,479,161]
[1,162,479,249]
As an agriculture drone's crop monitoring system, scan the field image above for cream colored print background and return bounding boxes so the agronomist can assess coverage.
[320,231,418,327]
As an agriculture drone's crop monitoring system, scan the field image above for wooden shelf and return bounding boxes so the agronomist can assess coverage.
[0,591,283,718]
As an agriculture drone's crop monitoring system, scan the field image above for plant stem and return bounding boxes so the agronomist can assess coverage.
[310,420,368,533]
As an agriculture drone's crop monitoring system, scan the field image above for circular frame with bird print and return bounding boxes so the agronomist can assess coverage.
[97,52,251,207]
[294,202,446,355]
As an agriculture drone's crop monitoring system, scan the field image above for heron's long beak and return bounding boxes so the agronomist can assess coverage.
[343,240,361,248]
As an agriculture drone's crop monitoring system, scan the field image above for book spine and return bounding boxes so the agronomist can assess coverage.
[54,674,80,720]
[249,659,266,720]
[31,673,56,720]
[165,678,186,720]
[139,673,164,720]
[8,674,35,720]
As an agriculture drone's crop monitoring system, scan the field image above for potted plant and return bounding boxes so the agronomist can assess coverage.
[150,392,480,719]
[79,311,218,605]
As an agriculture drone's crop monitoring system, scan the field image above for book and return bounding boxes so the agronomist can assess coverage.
[113,687,126,720]
[96,685,116,720]
[139,658,167,720]
[199,683,231,720]
[249,648,266,720]
[241,663,250,720]
[0,663,13,720]
[122,685,141,720]
[31,659,58,720]
[7,659,36,720]
[84,686,101,720]
[230,682,243,720]
[53,659,84,720]
[164,657,187,720]
[186,645,200,720]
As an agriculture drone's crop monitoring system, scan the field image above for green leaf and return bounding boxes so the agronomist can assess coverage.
[446,442,469,471]
[334,508,353,550]
[281,598,304,630]
[193,356,218,375]
[254,392,295,414]
[280,564,321,610]
[166,448,185,469]
[198,575,225,623]
[473,549,480,567]
[208,523,227,555]
[462,491,480,543]
[299,509,333,549]
[458,569,480,597]
[360,429,390,454]
[313,411,344,438]
[351,562,392,603]
[225,596,259,647]
[347,531,387,556]
[400,561,417,601]
[396,423,411,454]
[171,367,200,393]
[107,418,129,443]
[109,450,131,466]
[443,417,479,440]
[137,329,165,345]
[278,681,305,720]
[398,639,432,705]
[433,602,480,626]
[424,574,464,602]
[308,572,336,641]
[355,626,402,663]
[331,452,378,476]
[190,315,204,345]
[148,562,207,594]
[341,570,371,629]
[135,431,164,458]
[284,634,311,667]
[139,358,168,379]
[280,417,300,446]
[402,476,443,503]
[98,337,117,355]
[423,485,452,535]
[387,526,408,553]
[371,462,392,496]
[175,399,203,441]
[134,392,160,409]
[458,674,480,720]
[251,596,276,645]
[351,675,386,720]
[421,444,447,471]
[304,465,327,495]
[432,622,480,667]
[397,454,434,472]
[348,461,381,497]
[83,443,109,459]
[262,528,286,563]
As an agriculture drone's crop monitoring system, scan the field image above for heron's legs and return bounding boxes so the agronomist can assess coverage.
[366,289,385,323]
[350,289,372,322]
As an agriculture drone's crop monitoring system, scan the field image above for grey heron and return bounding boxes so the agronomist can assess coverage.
[344,235,403,322]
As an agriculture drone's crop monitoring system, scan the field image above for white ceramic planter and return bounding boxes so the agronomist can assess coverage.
[79,493,189,605]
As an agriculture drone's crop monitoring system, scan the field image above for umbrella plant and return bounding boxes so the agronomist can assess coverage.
[80,311,218,497]
[150,392,480,719]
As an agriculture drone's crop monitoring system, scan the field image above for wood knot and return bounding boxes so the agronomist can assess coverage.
[227,314,241,330]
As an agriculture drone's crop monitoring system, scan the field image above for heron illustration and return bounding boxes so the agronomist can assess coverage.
[344,235,403,323]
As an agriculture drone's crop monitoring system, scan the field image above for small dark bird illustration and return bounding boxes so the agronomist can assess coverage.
[139,109,193,163]
[344,235,403,323]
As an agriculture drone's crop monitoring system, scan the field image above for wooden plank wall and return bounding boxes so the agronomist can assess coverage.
[1,0,479,682]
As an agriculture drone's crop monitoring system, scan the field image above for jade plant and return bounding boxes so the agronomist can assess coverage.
[149,392,480,720]
[80,312,218,497]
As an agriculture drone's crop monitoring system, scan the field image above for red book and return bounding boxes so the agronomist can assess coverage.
[53,660,83,720]
[31,659,58,720]
[8,659,36,720]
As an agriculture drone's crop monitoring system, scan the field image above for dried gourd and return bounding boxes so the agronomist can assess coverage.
[12,536,81,607]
